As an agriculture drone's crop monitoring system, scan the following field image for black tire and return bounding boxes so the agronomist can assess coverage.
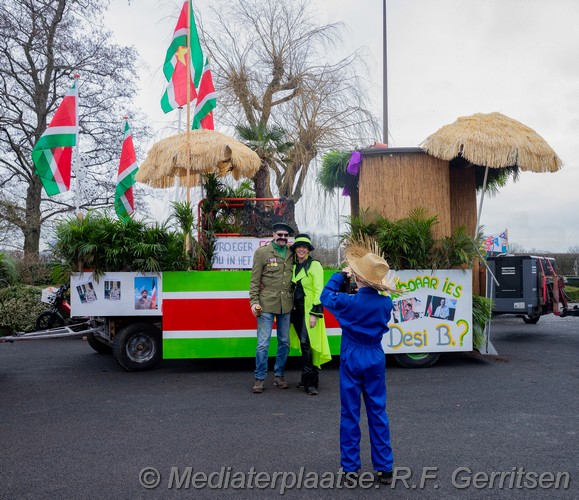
[35,311,65,330]
[522,315,540,324]
[393,352,440,368]
[86,331,113,354]
[113,322,162,371]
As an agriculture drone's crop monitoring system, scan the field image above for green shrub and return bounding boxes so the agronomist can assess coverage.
[564,285,579,301]
[472,294,493,351]
[0,285,46,333]
[344,209,481,271]
[16,258,53,286]
[0,252,19,288]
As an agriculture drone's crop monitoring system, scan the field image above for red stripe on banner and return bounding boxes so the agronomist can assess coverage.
[163,298,340,331]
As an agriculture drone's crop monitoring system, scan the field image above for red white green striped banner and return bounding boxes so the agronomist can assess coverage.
[32,78,78,196]
[192,57,216,130]
[161,271,341,359]
[114,118,138,222]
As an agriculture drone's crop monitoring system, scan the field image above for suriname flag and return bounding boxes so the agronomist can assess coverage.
[160,1,204,113]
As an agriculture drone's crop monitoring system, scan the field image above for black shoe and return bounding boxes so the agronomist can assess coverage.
[344,470,359,487]
[296,381,305,389]
[307,386,318,395]
[377,470,393,484]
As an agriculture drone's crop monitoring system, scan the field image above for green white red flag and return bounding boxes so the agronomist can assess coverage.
[160,1,204,113]
[32,79,79,196]
[114,118,139,223]
[192,57,216,130]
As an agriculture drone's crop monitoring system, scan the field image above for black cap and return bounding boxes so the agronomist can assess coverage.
[272,222,294,236]
[290,233,314,252]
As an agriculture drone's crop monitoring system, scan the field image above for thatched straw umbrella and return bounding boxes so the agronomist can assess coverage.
[421,112,562,173]
[421,112,563,233]
[135,129,261,191]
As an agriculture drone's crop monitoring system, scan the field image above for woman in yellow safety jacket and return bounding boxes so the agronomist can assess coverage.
[289,234,332,395]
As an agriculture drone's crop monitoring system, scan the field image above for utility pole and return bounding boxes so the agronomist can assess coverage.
[383,0,388,144]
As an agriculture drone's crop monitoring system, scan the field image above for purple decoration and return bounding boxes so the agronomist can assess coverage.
[342,186,351,197]
[347,151,362,176]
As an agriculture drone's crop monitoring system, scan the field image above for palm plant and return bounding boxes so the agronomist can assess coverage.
[50,212,190,282]
[433,225,483,269]
[235,123,293,199]
[394,208,438,269]
[472,294,493,351]
[171,201,195,258]
[318,150,360,217]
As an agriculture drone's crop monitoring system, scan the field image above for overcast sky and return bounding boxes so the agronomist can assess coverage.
[105,0,579,252]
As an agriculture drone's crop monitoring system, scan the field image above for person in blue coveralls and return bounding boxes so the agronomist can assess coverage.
[320,243,398,485]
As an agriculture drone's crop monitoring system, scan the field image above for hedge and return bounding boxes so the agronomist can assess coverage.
[0,285,47,334]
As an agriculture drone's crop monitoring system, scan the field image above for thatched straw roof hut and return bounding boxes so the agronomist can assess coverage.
[357,112,562,293]
[136,129,261,188]
[358,112,562,240]
[421,112,562,172]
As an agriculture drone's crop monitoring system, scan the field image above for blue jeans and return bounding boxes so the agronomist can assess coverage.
[254,312,290,380]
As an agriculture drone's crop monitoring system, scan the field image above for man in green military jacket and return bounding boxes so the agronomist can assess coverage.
[250,222,295,393]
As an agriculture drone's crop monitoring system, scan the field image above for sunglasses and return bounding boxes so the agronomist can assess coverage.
[275,232,289,237]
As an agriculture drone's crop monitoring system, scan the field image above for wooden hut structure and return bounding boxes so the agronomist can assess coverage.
[355,113,562,294]
[357,113,562,241]
[358,146,478,240]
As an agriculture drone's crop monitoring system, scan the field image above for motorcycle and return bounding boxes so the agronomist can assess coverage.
[35,284,75,330]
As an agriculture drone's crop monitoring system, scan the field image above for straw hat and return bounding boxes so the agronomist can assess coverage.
[290,233,314,252]
[345,243,397,292]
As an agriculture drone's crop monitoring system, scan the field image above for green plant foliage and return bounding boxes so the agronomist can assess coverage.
[318,150,353,192]
[433,226,484,270]
[564,285,579,301]
[472,294,493,351]
[345,209,387,241]
[344,208,481,271]
[0,252,19,287]
[50,211,191,282]
[0,285,46,333]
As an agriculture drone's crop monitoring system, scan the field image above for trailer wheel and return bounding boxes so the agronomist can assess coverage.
[113,322,162,371]
[35,311,65,330]
[87,332,113,354]
[522,315,540,324]
[393,352,440,368]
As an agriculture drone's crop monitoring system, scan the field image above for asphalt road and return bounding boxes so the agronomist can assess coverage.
[1,314,578,499]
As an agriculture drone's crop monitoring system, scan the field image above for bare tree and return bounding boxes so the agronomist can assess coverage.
[203,0,378,210]
[0,0,151,258]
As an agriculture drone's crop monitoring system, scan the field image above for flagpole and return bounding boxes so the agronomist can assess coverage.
[73,73,82,218]
[383,0,388,144]
[185,0,192,203]
[337,188,341,266]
